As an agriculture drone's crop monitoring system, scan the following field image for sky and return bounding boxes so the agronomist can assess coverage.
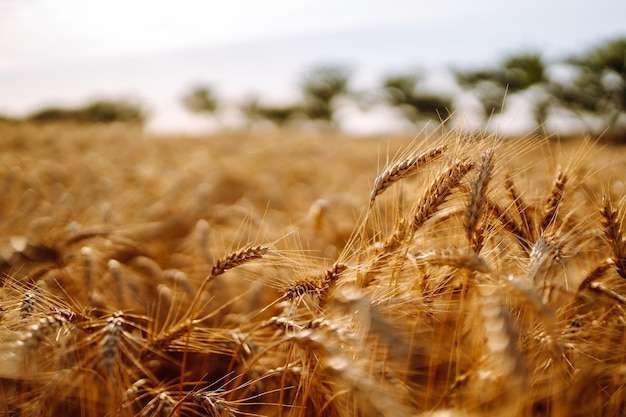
[1,0,625,134]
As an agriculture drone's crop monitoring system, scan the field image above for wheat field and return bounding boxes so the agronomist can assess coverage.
[1,123,626,416]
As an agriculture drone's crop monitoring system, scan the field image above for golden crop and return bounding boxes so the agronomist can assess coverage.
[1,123,626,416]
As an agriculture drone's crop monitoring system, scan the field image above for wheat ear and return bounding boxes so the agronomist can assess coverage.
[380,159,474,254]
[541,169,567,231]
[504,172,534,242]
[143,390,177,417]
[527,235,564,304]
[209,245,269,279]
[464,149,495,253]
[360,160,474,287]
[284,262,348,306]
[369,145,446,207]
[317,262,348,305]
[20,291,36,320]
[411,159,475,233]
[599,195,626,279]
[19,309,76,350]
[370,160,474,258]
[486,198,529,250]
[415,248,493,275]
[101,311,126,376]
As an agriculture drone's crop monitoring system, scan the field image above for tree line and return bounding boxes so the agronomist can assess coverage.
[4,37,625,136]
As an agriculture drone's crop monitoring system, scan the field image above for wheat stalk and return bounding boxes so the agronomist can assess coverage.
[5,124,626,417]
[179,245,268,408]
[477,283,526,413]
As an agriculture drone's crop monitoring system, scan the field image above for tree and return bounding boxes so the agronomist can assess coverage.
[0,114,19,124]
[381,73,453,124]
[455,53,548,125]
[77,99,147,124]
[181,85,219,118]
[239,97,302,128]
[29,107,76,123]
[28,99,147,125]
[549,37,626,134]
[299,65,350,126]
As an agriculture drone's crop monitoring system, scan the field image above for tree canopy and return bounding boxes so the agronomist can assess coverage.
[300,66,351,125]
[28,99,147,125]
[455,52,548,122]
[550,38,626,132]
[382,73,453,124]
[181,86,219,116]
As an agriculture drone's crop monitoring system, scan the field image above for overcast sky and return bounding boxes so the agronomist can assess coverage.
[1,0,625,133]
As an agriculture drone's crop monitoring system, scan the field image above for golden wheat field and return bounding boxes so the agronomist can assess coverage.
[2,123,626,417]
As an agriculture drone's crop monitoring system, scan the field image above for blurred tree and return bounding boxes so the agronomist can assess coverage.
[382,73,453,124]
[239,97,302,128]
[549,37,626,133]
[181,85,219,118]
[29,107,76,123]
[77,100,147,124]
[28,99,147,125]
[299,65,350,126]
[455,53,548,126]
[0,114,19,123]
[238,97,262,128]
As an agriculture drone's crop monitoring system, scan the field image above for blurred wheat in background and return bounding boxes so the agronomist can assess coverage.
[1,123,626,416]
